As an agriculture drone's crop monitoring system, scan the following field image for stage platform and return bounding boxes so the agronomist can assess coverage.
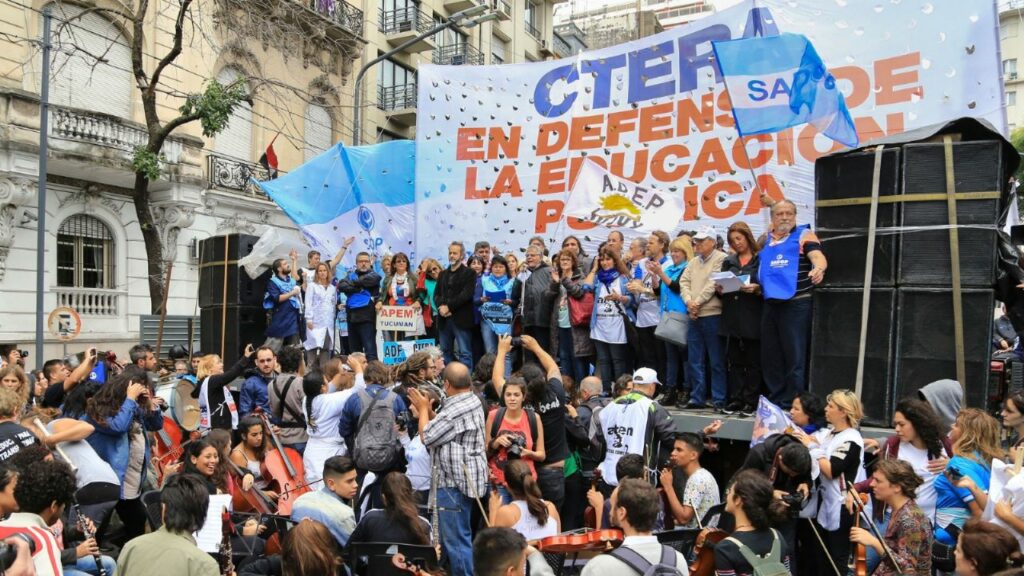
[667,405,894,442]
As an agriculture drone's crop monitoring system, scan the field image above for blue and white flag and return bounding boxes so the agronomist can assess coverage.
[751,395,794,447]
[89,361,106,383]
[256,140,417,266]
[712,33,859,148]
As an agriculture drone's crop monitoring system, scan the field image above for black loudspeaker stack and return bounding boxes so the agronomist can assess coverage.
[198,234,269,366]
[811,139,1002,426]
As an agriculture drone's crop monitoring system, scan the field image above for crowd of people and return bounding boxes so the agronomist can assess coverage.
[0,200,1021,576]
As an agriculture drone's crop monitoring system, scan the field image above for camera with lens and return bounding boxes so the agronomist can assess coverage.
[510,337,523,347]
[0,532,35,570]
[396,411,411,431]
[505,434,527,459]
[16,350,28,359]
[780,491,805,516]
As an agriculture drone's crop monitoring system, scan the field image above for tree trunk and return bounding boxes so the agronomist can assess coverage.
[132,171,165,314]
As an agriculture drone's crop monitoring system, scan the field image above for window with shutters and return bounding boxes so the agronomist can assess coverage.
[304,104,333,162]
[42,3,132,117]
[491,36,507,64]
[57,215,115,289]
[213,68,253,161]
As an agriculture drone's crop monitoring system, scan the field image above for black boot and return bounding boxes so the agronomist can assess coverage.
[675,389,690,407]
[662,389,679,407]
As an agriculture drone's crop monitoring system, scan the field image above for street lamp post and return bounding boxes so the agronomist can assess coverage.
[352,4,497,145]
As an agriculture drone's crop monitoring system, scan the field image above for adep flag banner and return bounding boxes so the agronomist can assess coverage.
[415,0,1002,259]
[712,33,859,147]
[257,140,417,267]
[564,159,685,233]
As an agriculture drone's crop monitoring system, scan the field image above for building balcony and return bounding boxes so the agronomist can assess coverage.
[378,84,417,126]
[379,7,436,52]
[525,20,542,39]
[305,0,364,38]
[49,106,184,164]
[433,43,485,66]
[493,0,512,20]
[553,32,572,58]
[444,0,480,14]
[206,153,275,202]
[54,286,126,317]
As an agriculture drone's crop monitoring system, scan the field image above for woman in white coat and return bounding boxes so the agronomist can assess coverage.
[304,262,337,374]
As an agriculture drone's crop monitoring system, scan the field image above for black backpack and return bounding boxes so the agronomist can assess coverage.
[606,544,684,576]
[352,388,401,472]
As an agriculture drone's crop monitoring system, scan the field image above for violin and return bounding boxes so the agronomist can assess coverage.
[536,528,625,554]
[850,491,869,576]
[152,416,185,485]
[583,469,601,529]
[688,527,729,576]
[252,408,310,516]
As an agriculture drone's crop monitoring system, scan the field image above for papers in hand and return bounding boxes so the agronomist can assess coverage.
[194,494,232,553]
[711,271,749,293]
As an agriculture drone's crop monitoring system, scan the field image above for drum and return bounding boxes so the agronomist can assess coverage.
[155,377,200,431]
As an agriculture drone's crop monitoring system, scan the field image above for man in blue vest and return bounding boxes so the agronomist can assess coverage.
[338,252,382,361]
[759,199,828,409]
[264,258,302,352]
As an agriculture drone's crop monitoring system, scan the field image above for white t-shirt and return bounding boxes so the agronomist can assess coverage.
[633,258,663,328]
[681,468,721,529]
[591,280,627,344]
[511,500,558,541]
[898,442,940,524]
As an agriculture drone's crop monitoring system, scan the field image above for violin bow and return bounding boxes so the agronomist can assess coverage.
[804,512,843,576]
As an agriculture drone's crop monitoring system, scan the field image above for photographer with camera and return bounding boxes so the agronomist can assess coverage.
[738,433,813,575]
[486,376,545,504]
[41,347,98,409]
[0,459,77,576]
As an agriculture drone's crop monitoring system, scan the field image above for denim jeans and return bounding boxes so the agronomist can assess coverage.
[439,319,473,369]
[437,487,475,576]
[558,328,589,383]
[687,315,727,405]
[481,321,512,378]
[593,340,629,394]
[536,466,566,512]
[761,297,813,408]
[63,555,117,576]
[348,320,378,361]
[664,340,689,392]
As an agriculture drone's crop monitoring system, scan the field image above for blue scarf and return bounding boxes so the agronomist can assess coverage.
[664,260,687,280]
[597,268,620,287]
[488,274,510,291]
[265,274,300,310]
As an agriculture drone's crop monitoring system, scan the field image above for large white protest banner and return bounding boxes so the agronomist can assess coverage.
[415,0,1003,259]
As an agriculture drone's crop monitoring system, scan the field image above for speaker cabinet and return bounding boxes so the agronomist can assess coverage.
[810,288,896,427]
[815,148,901,287]
[200,305,267,367]
[898,141,1002,286]
[894,288,994,410]
[198,234,271,308]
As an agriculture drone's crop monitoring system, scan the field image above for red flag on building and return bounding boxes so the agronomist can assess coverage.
[259,133,279,179]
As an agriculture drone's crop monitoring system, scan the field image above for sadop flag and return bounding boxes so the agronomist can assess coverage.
[256,140,417,267]
[751,395,794,447]
[712,33,859,148]
[564,159,684,234]
[89,360,106,383]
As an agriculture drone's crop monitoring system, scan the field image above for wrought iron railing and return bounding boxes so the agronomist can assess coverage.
[379,6,434,35]
[55,287,124,317]
[378,83,417,111]
[49,106,183,163]
[307,0,364,36]
[206,153,275,200]
[525,19,541,39]
[433,43,484,66]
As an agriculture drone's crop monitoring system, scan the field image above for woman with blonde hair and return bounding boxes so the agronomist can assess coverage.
[794,388,865,573]
[0,365,29,412]
[304,262,338,374]
[647,234,693,407]
[417,257,443,340]
[931,408,1002,560]
[191,344,256,431]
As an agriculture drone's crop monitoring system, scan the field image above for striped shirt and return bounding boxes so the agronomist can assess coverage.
[0,513,64,576]
[422,390,488,498]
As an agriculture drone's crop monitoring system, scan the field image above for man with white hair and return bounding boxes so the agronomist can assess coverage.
[760,199,827,409]
[513,244,555,364]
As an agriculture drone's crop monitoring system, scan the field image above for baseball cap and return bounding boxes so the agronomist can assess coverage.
[632,367,660,386]
[693,226,716,241]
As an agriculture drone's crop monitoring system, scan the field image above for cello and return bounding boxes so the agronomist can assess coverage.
[225,459,283,556]
[252,408,310,516]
